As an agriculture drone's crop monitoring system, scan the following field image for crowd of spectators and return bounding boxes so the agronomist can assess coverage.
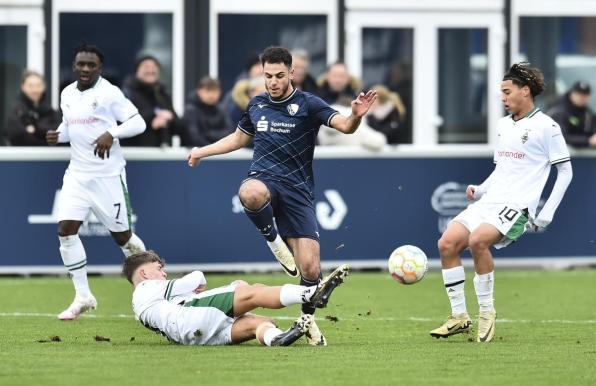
[5,47,593,150]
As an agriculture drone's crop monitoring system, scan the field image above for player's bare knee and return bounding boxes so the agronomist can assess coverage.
[57,221,79,237]
[231,279,250,287]
[300,263,320,281]
[238,180,270,210]
[438,236,459,257]
[111,230,132,246]
[468,234,490,253]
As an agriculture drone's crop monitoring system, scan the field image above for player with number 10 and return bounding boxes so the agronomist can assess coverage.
[431,63,573,343]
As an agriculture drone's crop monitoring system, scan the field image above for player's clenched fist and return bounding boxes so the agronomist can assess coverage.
[46,130,60,145]
[188,147,202,167]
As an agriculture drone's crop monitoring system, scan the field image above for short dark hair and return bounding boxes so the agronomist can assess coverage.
[260,46,292,68]
[73,43,104,64]
[503,62,545,97]
[122,250,164,284]
[197,76,220,90]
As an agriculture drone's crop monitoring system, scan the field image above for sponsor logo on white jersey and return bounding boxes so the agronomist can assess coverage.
[497,150,525,159]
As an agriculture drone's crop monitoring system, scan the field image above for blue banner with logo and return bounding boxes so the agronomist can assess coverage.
[1,156,594,268]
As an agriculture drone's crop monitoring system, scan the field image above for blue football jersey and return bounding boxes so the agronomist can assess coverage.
[237,89,338,196]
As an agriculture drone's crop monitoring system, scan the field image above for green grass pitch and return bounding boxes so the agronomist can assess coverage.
[1,269,595,386]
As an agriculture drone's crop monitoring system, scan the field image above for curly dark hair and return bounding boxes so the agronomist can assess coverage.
[503,62,545,97]
[122,250,164,284]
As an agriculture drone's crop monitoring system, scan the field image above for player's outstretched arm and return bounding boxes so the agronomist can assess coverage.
[46,122,69,145]
[188,128,252,167]
[467,170,497,200]
[330,90,377,134]
[531,161,572,229]
[166,271,207,299]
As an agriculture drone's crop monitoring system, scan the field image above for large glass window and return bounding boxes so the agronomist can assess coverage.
[438,28,488,143]
[59,13,173,92]
[519,17,596,111]
[0,26,27,144]
[217,14,327,93]
[361,28,413,142]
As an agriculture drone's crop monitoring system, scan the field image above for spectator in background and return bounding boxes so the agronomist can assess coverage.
[366,85,411,144]
[318,62,358,105]
[183,76,232,146]
[318,101,387,151]
[291,49,319,95]
[5,70,61,146]
[225,77,266,130]
[220,55,263,121]
[386,61,413,137]
[122,55,187,147]
[548,81,596,148]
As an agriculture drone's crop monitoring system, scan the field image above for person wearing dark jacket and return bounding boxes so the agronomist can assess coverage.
[5,71,61,146]
[547,81,596,148]
[121,56,187,147]
[366,85,411,144]
[183,77,232,146]
[291,49,320,95]
[317,61,359,105]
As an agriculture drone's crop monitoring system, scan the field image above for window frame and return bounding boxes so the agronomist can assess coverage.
[0,2,45,74]
[511,0,596,62]
[51,0,184,112]
[345,2,505,146]
[208,0,339,79]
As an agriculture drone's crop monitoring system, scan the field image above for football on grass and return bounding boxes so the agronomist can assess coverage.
[388,245,428,284]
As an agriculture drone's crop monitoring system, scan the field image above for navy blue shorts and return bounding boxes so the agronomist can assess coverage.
[247,174,319,241]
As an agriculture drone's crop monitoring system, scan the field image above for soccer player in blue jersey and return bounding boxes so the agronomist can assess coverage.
[188,46,376,345]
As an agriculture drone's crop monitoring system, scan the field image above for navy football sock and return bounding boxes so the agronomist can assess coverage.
[300,275,321,315]
[244,200,278,242]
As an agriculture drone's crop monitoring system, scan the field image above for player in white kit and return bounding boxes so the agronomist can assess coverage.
[123,251,350,346]
[430,63,573,342]
[46,44,148,320]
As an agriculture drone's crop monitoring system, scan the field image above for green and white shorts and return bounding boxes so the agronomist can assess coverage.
[176,284,237,346]
[451,202,528,249]
[57,169,133,232]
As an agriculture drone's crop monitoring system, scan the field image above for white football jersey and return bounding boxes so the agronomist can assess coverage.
[59,77,139,177]
[132,279,186,342]
[480,108,570,217]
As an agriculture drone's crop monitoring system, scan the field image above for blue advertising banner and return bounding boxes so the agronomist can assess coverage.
[2,152,594,270]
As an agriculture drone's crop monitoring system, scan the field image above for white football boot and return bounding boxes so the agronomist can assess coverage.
[58,293,97,320]
[305,319,327,346]
[269,240,299,277]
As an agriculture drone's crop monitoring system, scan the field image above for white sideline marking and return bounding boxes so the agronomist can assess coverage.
[1,312,595,324]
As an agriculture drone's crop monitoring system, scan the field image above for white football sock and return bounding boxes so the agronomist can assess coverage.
[279,284,316,306]
[59,235,90,296]
[474,271,495,313]
[442,266,467,315]
[120,233,146,257]
[263,327,284,346]
[266,234,284,251]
